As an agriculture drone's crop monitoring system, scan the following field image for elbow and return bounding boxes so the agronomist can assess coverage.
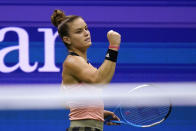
[88,75,101,83]
[88,73,109,84]
[85,71,101,83]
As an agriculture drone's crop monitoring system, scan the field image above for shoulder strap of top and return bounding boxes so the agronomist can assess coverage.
[68,52,89,64]
[69,52,79,56]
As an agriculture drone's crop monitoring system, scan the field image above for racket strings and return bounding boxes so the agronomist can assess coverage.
[131,110,167,125]
[124,107,169,121]
[123,112,163,125]
[125,109,168,125]
[123,106,169,118]
[123,111,166,125]
[121,106,170,125]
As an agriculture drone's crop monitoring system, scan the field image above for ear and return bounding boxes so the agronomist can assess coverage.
[63,36,71,45]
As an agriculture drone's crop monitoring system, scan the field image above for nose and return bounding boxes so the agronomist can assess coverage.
[83,29,89,36]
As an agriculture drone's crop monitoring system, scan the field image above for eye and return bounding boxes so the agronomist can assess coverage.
[75,29,82,34]
[85,26,89,31]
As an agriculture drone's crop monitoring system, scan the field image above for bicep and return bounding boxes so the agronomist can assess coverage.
[65,58,99,83]
[77,67,98,83]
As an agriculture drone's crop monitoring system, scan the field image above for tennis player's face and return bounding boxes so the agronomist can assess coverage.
[68,18,91,49]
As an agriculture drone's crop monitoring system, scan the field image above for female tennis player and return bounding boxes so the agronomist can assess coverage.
[51,9,121,131]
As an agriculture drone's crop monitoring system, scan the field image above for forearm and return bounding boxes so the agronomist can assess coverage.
[95,47,119,83]
[94,30,121,83]
[96,60,116,83]
[79,30,121,84]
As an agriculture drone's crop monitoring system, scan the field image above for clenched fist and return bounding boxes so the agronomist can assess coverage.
[107,30,121,47]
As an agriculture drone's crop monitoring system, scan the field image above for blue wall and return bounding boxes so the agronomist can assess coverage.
[0,0,196,131]
[1,27,196,83]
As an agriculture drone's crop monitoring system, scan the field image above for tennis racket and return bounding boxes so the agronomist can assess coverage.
[104,84,172,127]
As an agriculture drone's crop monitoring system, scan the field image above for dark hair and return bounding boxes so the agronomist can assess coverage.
[51,9,81,48]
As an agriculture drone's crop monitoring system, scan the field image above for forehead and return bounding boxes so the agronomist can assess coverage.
[69,18,87,31]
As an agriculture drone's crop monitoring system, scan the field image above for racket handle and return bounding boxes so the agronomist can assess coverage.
[104,116,113,124]
[104,116,124,125]
[110,120,126,124]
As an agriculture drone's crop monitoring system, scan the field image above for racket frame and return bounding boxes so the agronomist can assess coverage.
[108,84,172,127]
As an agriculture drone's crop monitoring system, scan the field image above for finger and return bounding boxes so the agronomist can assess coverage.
[106,122,113,125]
[107,122,121,126]
[107,30,114,34]
[115,116,120,121]
[113,123,121,125]
[112,114,120,121]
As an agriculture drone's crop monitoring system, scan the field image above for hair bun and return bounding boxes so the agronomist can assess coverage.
[51,9,66,27]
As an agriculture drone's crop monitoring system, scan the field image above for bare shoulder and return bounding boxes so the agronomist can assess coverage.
[63,55,90,76]
[62,55,99,83]
[63,55,87,68]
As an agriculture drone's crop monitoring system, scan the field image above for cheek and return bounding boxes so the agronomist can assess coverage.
[70,35,84,45]
[75,35,84,43]
[71,35,80,41]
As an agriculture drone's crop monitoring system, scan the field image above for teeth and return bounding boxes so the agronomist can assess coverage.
[85,38,90,41]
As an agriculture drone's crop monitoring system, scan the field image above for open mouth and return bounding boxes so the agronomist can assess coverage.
[85,37,91,42]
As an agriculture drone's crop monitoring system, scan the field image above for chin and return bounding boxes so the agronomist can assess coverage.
[86,41,92,47]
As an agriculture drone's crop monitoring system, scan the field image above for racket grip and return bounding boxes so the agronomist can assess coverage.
[104,116,124,125]
[110,120,125,124]
[104,116,113,124]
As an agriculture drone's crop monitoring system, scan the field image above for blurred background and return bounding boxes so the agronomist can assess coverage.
[0,0,196,130]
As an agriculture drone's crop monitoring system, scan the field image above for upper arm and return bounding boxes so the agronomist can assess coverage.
[64,56,99,83]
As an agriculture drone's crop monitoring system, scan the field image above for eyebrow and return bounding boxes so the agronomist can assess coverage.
[75,28,82,31]
[74,25,88,31]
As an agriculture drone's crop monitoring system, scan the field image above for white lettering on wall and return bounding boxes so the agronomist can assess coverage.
[38,28,60,72]
[0,27,38,73]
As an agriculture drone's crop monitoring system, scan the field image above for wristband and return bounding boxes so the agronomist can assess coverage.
[105,49,118,62]
[109,45,120,50]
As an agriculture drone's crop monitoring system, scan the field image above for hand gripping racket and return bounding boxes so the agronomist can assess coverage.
[104,84,172,127]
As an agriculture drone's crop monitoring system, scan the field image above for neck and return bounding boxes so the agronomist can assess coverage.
[68,48,88,62]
